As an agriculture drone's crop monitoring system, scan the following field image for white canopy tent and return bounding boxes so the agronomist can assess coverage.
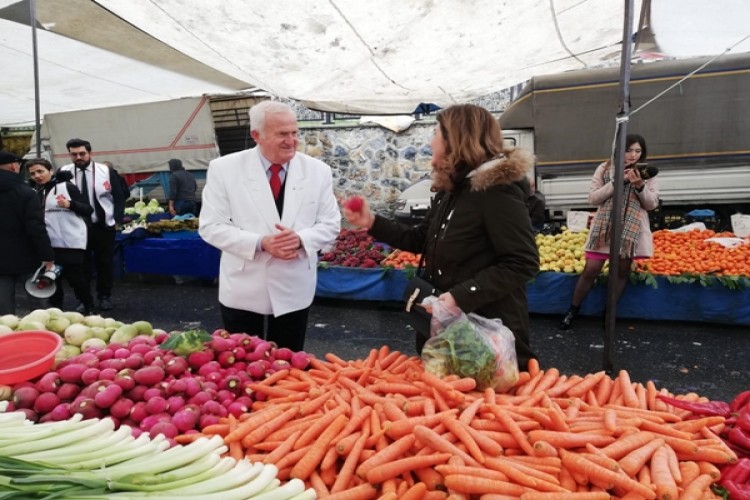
[1,0,749,127]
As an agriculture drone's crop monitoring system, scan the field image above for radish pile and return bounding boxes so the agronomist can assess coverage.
[7,330,311,446]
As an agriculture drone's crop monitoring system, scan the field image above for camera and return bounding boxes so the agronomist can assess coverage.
[635,162,659,180]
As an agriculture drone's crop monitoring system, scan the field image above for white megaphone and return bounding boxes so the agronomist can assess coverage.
[25,264,63,300]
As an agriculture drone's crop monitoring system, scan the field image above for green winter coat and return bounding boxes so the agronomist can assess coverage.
[369,148,539,366]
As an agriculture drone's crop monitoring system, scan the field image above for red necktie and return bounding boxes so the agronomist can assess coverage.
[269,164,282,200]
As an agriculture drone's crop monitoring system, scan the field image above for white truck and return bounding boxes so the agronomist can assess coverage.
[26,93,266,202]
[498,52,750,230]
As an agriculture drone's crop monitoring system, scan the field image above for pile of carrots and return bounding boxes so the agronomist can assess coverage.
[636,229,750,277]
[177,349,735,499]
[380,250,422,270]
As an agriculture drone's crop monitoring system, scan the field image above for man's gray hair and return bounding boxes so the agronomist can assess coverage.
[249,101,296,133]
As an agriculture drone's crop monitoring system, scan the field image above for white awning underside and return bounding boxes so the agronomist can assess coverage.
[1,0,749,127]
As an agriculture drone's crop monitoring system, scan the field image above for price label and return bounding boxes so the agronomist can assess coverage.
[566,211,591,232]
[731,213,750,238]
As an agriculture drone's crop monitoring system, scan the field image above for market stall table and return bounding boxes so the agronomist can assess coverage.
[115,233,750,325]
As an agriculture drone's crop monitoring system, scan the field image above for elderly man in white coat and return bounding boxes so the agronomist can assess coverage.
[199,101,341,351]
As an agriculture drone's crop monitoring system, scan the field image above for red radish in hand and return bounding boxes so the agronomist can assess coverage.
[344,196,364,212]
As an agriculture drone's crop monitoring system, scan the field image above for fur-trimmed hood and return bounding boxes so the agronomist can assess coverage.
[431,147,534,192]
[468,148,535,191]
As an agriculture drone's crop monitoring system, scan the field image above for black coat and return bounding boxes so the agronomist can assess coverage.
[369,149,540,366]
[0,169,54,275]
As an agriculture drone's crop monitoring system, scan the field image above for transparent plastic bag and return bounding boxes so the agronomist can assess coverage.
[421,298,519,392]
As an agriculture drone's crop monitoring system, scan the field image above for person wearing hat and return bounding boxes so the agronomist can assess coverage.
[0,151,55,315]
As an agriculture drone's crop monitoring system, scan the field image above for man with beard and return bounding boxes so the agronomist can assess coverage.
[59,139,118,312]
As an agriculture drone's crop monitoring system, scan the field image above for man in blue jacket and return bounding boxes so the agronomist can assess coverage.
[0,151,55,314]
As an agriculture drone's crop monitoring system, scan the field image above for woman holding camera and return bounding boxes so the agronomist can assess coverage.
[560,134,660,330]
[27,159,96,314]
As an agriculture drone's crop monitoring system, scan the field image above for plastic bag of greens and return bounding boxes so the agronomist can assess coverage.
[421,298,519,392]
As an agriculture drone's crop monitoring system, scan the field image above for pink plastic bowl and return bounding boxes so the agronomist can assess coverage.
[0,331,63,385]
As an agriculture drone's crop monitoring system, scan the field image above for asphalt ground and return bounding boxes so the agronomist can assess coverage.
[13,274,749,404]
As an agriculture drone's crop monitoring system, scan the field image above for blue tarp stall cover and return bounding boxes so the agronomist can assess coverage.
[527,272,750,325]
[315,267,410,302]
[115,235,750,325]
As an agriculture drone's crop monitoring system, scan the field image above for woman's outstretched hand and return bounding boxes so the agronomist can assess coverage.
[342,196,375,229]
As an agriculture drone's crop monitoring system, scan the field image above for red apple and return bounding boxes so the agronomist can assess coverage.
[344,196,364,212]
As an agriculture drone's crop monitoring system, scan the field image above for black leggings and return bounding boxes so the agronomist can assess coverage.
[220,304,310,352]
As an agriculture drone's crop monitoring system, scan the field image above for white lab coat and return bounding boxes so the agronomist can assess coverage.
[199,147,341,316]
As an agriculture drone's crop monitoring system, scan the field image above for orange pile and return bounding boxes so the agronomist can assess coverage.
[636,229,750,277]
[381,249,421,269]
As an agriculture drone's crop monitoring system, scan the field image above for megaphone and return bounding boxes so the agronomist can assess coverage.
[24,264,63,299]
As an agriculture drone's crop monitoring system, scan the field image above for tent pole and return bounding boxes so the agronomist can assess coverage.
[30,0,42,157]
[603,0,635,372]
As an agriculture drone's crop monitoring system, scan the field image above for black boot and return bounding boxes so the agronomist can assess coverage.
[559,306,580,330]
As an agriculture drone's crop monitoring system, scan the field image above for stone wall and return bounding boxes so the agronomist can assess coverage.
[299,121,436,215]
[286,89,513,216]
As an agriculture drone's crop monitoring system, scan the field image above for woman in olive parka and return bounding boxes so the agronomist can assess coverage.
[343,104,539,368]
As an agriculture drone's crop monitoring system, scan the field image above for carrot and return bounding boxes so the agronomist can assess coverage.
[290,413,348,480]
[382,400,409,421]
[527,430,616,449]
[325,352,349,367]
[565,371,608,398]
[308,470,329,498]
[423,491,449,500]
[696,460,721,480]
[399,481,428,500]
[617,438,666,476]
[239,406,299,448]
[443,475,526,496]
[331,429,369,493]
[258,368,292,385]
[678,473,714,500]
[334,405,372,444]
[366,452,452,483]
[226,414,243,461]
[274,444,312,471]
[294,406,347,450]
[200,423,230,436]
[323,482,378,500]
[594,375,613,406]
[448,377,477,392]
[434,464,510,482]
[599,431,656,459]
[414,466,444,491]
[533,440,559,458]
[298,388,334,416]
[519,493,611,500]
[488,406,536,456]
[413,424,481,467]
[677,460,700,488]
[560,449,657,499]
[533,367,561,393]
[458,397,484,425]
[527,357,541,376]
[463,420,504,456]
[486,455,560,484]
[650,445,678,500]
[617,370,641,408]
[440,414,485,464]
[173,432,207,444]
[262,429,302,465]
[356,434,417,479]
[335,431,362,456]
[420,371,465,402]
[385,410,457,439]
[223,407,284,443]
[484,457,564,491]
